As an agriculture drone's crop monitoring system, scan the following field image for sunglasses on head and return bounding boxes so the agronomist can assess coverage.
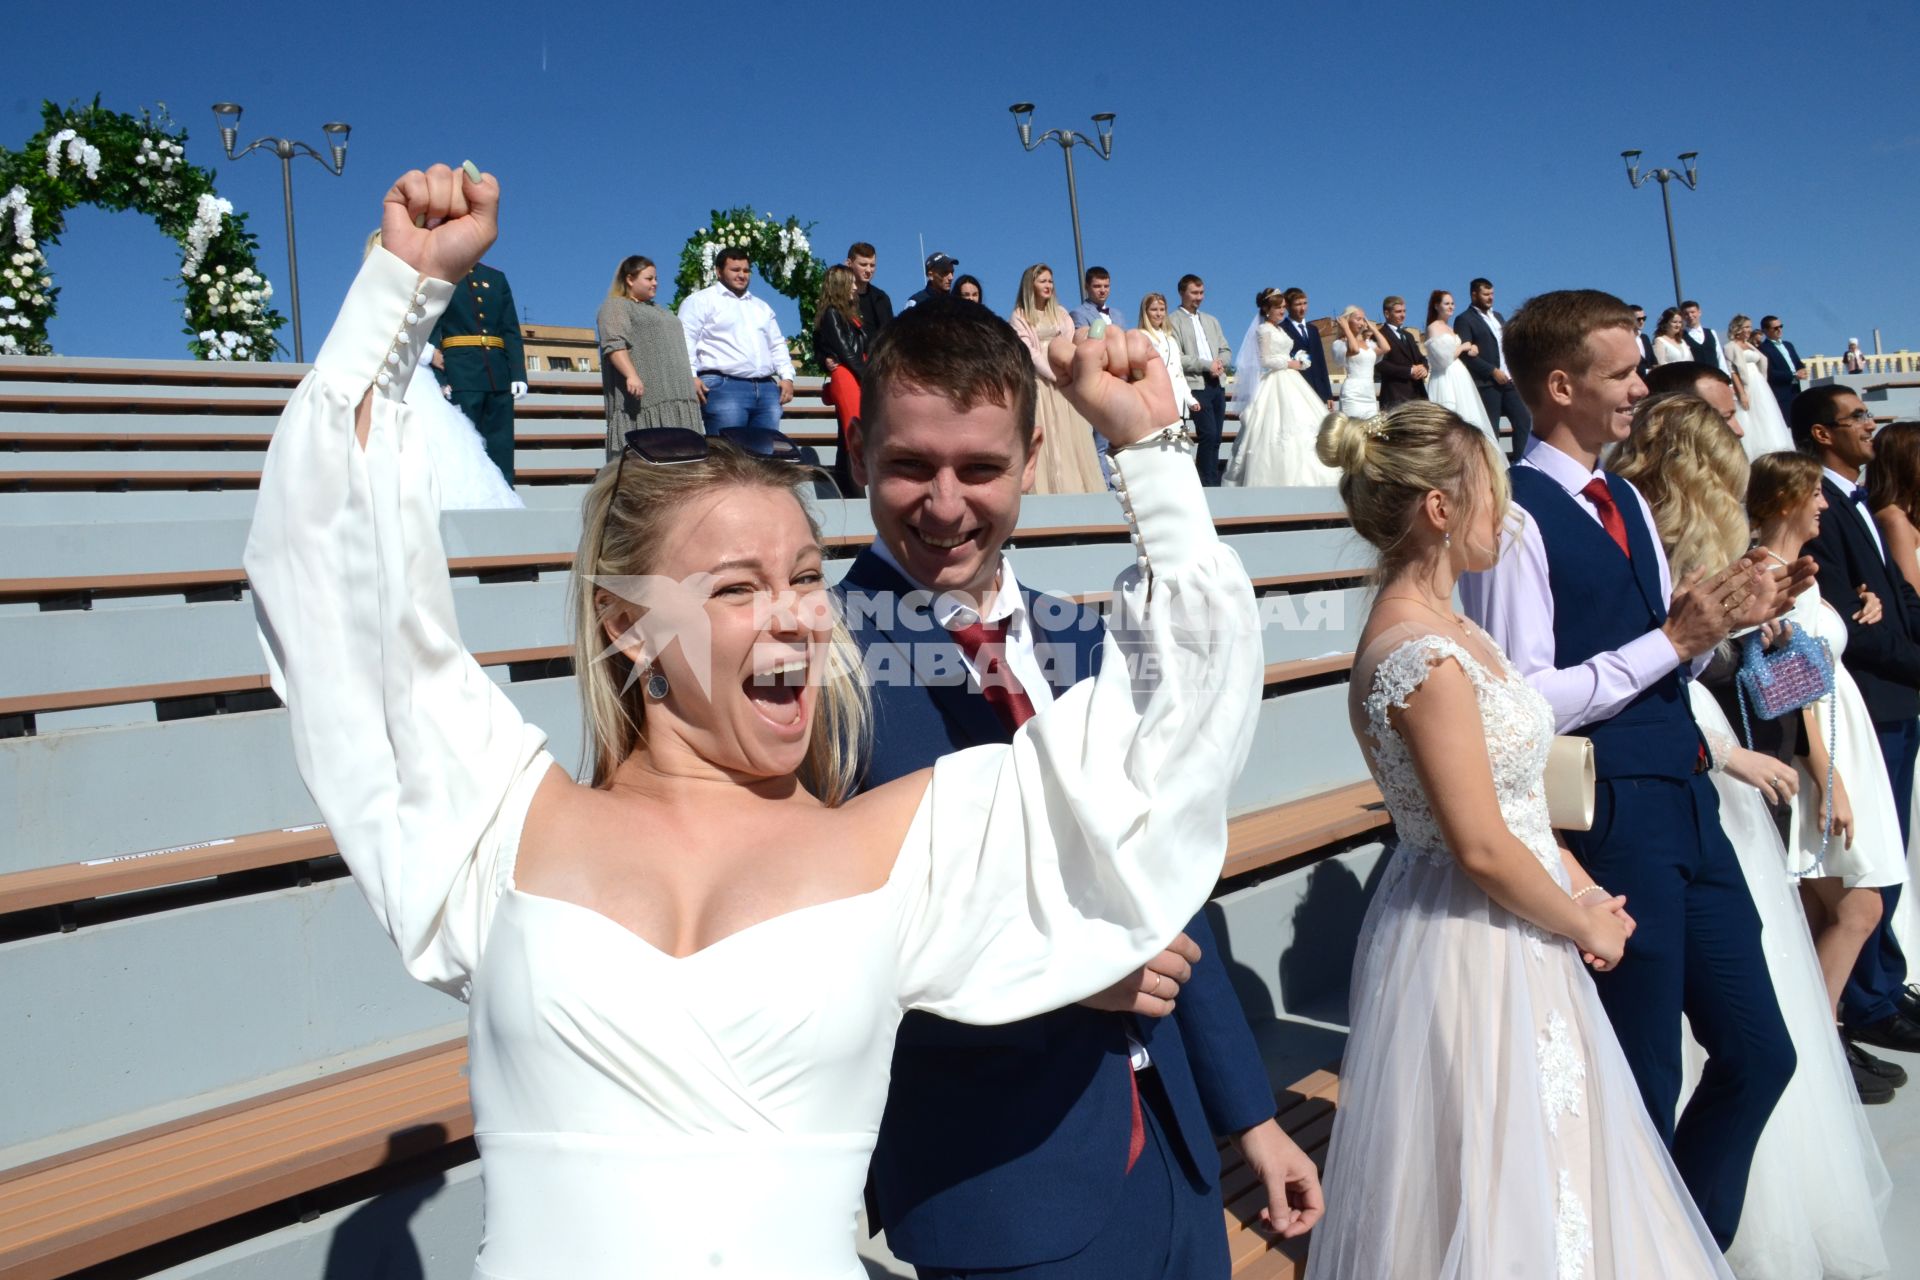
[592,427,831,576]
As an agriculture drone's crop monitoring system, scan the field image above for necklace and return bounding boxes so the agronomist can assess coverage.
[1378,591,1465,625]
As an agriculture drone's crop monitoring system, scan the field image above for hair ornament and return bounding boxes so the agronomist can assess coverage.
[1363,414,1391,441]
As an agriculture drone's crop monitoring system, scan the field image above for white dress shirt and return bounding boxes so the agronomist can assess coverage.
[1182,306,1213,364]
[1460,438,1704,733]
[1475,307,1510,376]
[678,283,796,381]
[1685,326,1728,373]
[1825,465,1886,560]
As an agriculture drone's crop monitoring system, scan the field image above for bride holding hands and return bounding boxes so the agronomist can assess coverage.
[1422,289,1498,445]
[244,164,1271,1278]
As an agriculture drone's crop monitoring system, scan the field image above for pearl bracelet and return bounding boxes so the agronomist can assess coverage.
[1571,885,1609,903]
[1107,422,1196,457]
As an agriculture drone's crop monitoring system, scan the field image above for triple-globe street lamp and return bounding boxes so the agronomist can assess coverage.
[211,103,351,361]
[1008,105,1115,303]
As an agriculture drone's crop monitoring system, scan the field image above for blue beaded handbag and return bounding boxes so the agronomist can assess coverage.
[1735,623,1838,868]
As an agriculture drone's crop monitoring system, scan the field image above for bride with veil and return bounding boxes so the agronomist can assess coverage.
[1225,288,1342,487]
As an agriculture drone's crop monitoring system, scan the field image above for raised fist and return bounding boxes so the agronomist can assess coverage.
[1046,325,1179,451]
[378,163,499,285]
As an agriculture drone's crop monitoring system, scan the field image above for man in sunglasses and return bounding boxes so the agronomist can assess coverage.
[1792,386,1920,1071]
[837,301,1321,1279]
[1761,316,1809,421]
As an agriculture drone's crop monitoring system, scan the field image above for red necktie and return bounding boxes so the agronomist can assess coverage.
[948,617,1147,1169]
[946,618,1036,732]
[1581,478,1632,559]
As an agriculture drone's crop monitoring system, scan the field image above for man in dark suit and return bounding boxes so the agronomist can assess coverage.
[1278,287,1335,408]
[1792,385,1920,1063]
[1631,303,1656,380]
[430,261,527,484]
[1762,315,1809,422]
[1454,277,1532,462]
[1375,294,1429,409]
[842,301,1322,1278]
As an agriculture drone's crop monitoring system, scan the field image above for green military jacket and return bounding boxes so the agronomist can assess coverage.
[429,262,527,392]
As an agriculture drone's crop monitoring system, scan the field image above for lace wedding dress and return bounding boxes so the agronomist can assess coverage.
[1423,327,1496,443]
[1306,622,1732,1280]
[1731,344,1794,458]
[1224,321,1341,487]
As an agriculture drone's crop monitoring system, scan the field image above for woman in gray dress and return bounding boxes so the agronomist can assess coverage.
[596,255,703,452]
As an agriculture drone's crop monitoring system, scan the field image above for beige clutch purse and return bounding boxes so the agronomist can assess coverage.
[1545,736,1596,831]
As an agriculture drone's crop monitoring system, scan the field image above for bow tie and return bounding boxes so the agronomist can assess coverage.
[1851,485,1870,505]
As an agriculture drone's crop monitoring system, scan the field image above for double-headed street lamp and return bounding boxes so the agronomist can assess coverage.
[211,103,351,362]
[1620,149,1699,311]
[1008,104,1115,302]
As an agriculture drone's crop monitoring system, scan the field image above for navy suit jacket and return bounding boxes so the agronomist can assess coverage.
[1280,316,1334,404]
[839,549,1276,1271]
[1763,339,1804,393]
[1804,477,1920,724]
[1455,307,1508,390]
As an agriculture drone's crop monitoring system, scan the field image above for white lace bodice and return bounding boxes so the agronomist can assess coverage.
[1257,321,1298,372]
[1734,344,1767,377]
[1359,629,1563,878]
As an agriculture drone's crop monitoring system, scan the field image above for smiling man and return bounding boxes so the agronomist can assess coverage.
[838,299,1321,1278]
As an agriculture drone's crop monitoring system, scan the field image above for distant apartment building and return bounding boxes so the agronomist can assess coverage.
[521,324,600,375]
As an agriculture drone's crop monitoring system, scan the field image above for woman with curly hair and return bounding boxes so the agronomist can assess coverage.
[1614,396,1892,1278]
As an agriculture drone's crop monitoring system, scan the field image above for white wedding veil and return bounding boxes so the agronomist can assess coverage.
[1229,316,1266,415]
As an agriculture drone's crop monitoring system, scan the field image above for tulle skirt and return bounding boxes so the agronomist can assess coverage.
[1787,662,1909,888]
[1425,361,1496,441]
[407,362,524,511]
[1734,364,1796,459]
[1225,369,1340,487]
[1030,380,1107,495]
[1681,687,1891,1280]
[1307,843,1732,1280]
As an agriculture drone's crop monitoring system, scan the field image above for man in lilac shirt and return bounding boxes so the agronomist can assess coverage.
[1458,289,1810,1250]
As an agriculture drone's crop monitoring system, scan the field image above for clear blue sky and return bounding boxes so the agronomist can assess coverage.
[20,0,1920,362]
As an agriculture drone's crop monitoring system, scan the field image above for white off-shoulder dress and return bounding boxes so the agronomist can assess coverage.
[242,247,1264,1280]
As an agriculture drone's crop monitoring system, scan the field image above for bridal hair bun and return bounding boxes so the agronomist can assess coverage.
[1320,402,1511,575]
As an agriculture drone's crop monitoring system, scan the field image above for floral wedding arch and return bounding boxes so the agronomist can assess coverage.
[0,99,284,360]
[674,206,826,372]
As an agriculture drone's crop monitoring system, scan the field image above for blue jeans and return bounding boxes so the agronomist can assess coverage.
[699,374,782,434]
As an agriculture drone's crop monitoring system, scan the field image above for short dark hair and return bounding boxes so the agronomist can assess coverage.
[1644,361,1732,397]
[1177,273,1203,293]
[1282,287,1307,305]
[1790,383,1857,451]
[1504,289,1637,406]
[846,242,876,260]
[1680,299,1700,312]
[1084,266,1110,286]
[1760,314,1781,329]
[714,246,751,271]
[1470,277,1493,293]
[861,299,1038,454]
[1628,303,1643,312]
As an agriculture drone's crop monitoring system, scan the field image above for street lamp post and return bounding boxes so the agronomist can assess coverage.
[1008,105,1115,302]
[1620,149,1699,310]
[211,103,351,362]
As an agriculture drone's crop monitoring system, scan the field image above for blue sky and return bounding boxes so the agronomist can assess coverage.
[19,0,1920,363]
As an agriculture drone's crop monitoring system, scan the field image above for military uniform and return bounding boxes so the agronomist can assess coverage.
[430,262,527,484]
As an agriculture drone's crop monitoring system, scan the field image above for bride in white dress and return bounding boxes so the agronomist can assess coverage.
[1727,315,1795,458]
[1421,289,1497,445]
[1868,436,1920,967]
[1611,406,1891,1280]
[1305,402,1732,1279]
[244,167,1264,1280]
[1334,306,1386,419]
[1226,288,1342,486]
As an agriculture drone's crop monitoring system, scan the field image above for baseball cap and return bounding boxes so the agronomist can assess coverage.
[925,253,959,272]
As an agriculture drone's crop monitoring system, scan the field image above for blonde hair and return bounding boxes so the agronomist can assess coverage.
[818,264,860,327]
[1015,263,1069,329]
[608,254,654,299]
[1609,393,1751,578]
[1136,291,1172,335]
[1727,312,1753,344]
[1747,449,1826,530]
[570,443,871,800]
[1315,400,1510,580]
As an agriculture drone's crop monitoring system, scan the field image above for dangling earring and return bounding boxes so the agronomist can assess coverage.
[1443,531,1453,549]
[645,668,670,700]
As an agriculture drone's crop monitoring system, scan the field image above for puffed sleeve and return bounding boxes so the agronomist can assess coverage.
[243,246,552,999]
[892,434,1262,1023]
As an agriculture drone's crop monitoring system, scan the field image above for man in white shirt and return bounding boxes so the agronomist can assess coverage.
[1169,274,1232,486]
[1680,300,1727,374]
[679,247,795,434]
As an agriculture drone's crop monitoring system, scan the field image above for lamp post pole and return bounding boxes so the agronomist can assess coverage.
[1620,150,1699,311]
[1009,105,1115,303]
[211,104,351,362]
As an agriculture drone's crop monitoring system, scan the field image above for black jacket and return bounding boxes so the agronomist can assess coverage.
[856,284,894,336]
[811,307,870,378]
[1455,306,1509,390]
[1804,476,1920,722]
[1376,322,1429,408]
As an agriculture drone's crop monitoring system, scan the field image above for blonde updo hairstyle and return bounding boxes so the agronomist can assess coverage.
[1315,400,1510,580]
[1609,392,1751,579]
[1746,449,1826,531]
[569,442,871,800]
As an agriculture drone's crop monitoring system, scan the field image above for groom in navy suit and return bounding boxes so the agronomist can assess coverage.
[841,300,1322,1278]
[1278,287,1336,409]
[1761,315,1808,422]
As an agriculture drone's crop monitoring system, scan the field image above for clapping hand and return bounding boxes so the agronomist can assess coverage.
[379,163,498,285]
[1048,324,1178,451]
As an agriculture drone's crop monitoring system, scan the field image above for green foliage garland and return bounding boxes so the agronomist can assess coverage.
[0,98,285,359]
